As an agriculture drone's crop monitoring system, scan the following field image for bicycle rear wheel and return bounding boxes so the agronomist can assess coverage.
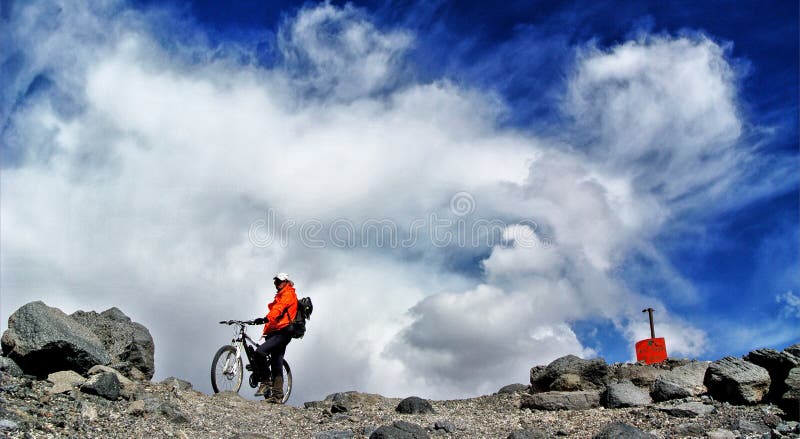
[281,359,292,403]
[211,345,243,393]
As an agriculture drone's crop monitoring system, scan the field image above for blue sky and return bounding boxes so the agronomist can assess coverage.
[1,0,798,402]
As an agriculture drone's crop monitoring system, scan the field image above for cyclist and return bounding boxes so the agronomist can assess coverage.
[252,272,298,402]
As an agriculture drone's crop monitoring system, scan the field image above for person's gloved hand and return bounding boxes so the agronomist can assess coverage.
[253,317,266,325]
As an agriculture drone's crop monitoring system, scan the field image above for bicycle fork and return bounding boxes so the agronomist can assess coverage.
[223,343,243,377]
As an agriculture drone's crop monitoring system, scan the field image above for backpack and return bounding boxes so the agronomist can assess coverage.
[290,297,313,339]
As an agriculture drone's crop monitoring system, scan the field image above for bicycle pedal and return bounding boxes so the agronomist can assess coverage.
[245,364,253,371]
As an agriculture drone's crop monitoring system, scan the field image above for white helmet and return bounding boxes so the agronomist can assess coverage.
[274,272,290,281]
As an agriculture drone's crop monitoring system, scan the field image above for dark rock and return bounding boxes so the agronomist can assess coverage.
[592,422,655,439]
[776,421,799,434]
[530,355,609,392]
[704,356,770,404]
[370,420,429,439]
[506,428,548,438]
[657,402,715,417]
[159,401,190,423]
[314,429,355,439]
[0,357,23,377]
[433,420,455,433]
[521,391,601,411]
[651,361,708,401]
[744,348,800,402]
[497,383,529,394]
[80,371,121,400]
[331,401,350,413]
[735,418,770,435]
[396,396,434,414]
[604,380,652,408]
[782,367,800,421]
[1,301,111,377]
[70,307,155,380]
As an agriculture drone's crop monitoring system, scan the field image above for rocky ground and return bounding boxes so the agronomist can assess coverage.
[1,301,799,438]
[0,370,797,439]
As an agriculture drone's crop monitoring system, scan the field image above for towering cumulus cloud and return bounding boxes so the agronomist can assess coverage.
[0,1,782,400]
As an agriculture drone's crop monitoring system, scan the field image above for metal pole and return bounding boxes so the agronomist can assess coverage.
[642,308,655,338]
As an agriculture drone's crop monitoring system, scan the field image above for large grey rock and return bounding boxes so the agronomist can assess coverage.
[1,301,111,377]
[521,391,601,411]
[658,401,716,417]
[744,348,800,402]
[609,363,665,390]
[782,367,800,421]
[604,380,652,408]
[651,361,708,401]
[47,370,87,394]
[70,307,155,380]
[81,371,121,400]
[0,356,23,377]
[530,355,609,392]
[786,344,800,358]
[370,420,429,439]
[593,422,655,438]
[704,356,770,404]
[396,396,434,414]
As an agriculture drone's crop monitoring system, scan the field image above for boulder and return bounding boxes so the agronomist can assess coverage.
[704,356,770,404]
[593,422,655,439]
[497,383,529,394]
[1,301,111,377]
[608,363,664,390]
[47,370,87,394]
[507,429,548,439]
[744,348,800,402]
[0,356,24,377]
[70,307,155,380]
[782,367,800,421]
[433,420,456,433]
[369,420,429,439]
[657,401,715,417]
[396,396,434,414]
[521,391,601,411]
[81,371,121,400]
[604,380,652,408]
[530,355,609,392]
[651,361,708,401]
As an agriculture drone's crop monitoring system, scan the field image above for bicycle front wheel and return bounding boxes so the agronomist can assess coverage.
[211,345,243,393]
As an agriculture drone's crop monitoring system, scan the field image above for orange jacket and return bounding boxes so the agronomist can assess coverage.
[262,284,298,335]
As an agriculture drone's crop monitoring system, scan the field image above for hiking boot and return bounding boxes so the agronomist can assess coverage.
[254,380,270,397]
[265,375,284,403]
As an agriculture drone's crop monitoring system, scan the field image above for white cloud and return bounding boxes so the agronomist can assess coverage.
[777,291,800,318]
[0,1,775,402]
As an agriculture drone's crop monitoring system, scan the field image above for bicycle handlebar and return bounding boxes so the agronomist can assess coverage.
[218,320,257,325]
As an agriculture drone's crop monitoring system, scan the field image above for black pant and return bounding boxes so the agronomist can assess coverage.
[255,329,291,380]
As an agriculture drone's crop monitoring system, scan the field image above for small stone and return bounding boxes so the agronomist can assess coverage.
[705,428,736,439]
[81,371,121,400]
[126,400,146,416]
[434,420,456,433]
[370,420,429,439]
[507,428,548,439]
[0,357,24,377]
[314,429,355,439]
[604,380,652,408]
[161,376,193,391]
[80,403,98,422]
[396,396,435,414]
[159,402,190,423]
[0,419,19,431]
[47,370,86,394]
[735,419,770,435]
[658,402,716,417]
[592,422,654,439]
[331,401,350,413]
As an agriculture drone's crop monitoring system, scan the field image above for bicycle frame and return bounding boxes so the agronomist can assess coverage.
[225,324,264,376]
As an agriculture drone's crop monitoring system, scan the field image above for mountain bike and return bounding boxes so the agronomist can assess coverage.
[210,320,292,403]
